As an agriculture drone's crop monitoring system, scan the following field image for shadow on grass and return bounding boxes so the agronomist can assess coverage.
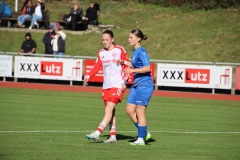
[102,134,156,145]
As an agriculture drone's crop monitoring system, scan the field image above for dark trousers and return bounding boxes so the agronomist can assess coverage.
[69,14,81,30]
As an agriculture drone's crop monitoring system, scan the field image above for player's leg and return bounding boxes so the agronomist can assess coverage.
[125,87,137,124]
[103,88,124,143]
[103,101,118,143]
[130,84,153,145]
[86,88,121,142]
[86,101,117,141]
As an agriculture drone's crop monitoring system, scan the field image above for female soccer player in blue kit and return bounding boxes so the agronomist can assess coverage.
[118,29,154,145]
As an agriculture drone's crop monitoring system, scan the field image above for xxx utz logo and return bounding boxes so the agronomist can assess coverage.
[40,61,63,76]
[185,69,210,84]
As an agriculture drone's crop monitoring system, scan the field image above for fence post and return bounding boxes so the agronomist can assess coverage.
[231,67,235,95]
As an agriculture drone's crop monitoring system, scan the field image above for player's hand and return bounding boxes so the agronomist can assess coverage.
[84,75,90,86]
[122,83,127,91]
[123,68,133,74]
[117,59,125,66]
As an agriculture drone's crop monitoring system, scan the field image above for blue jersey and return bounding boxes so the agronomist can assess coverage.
[131,46,152,87]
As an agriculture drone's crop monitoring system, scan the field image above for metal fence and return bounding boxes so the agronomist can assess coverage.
[1,51,240,95]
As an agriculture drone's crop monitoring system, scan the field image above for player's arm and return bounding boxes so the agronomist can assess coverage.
[120,49,130,85]
[84,55,102,85]
[117,49,132,68]
[124,52,151,74]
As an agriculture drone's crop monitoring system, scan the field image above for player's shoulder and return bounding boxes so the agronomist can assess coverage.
[138,46,148,55]
[98,48,105,54]
[115,45,127,53]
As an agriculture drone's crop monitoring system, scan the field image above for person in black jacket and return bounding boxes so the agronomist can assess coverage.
[18,32,37,55]
[42,24,56,55]
[67,2,83,30]
[82,2,99,30]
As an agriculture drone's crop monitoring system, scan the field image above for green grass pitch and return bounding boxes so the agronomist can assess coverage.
[0,88,239,160]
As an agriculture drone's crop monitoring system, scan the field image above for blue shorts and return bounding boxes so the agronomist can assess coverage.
[127,80,154,107]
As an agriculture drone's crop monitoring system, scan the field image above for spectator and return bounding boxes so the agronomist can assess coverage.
[20,0,30,11]
[0,1,11,18]
[51,30,66,58]
[82,2,99,30]
[18,32,37,55]
[17,0,35,28]
[42,24,56,55]
[29,0,45,30]
[66,2,83,31]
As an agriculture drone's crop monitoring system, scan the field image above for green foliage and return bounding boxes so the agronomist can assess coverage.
[1,1,239,62]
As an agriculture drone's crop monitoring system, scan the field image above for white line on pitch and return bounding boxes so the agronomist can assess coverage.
[0,131,239,134]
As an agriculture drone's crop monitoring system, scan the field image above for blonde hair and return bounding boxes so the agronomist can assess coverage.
[74,2,80,7]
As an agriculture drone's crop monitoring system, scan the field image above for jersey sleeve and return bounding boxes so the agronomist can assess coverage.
[139,51,150,67]
[86,54,102,78]
[120,48,130,83]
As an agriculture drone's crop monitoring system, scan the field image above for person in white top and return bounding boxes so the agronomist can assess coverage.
[84,30,129,143]
[29,0,43,29]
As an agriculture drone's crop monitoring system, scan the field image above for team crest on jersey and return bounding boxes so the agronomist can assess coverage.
[112,52,117,57]
[112,58,118,64]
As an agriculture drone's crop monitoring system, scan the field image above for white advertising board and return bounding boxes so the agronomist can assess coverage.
[0,55,12,77]
[157,64,232,89]
[14,56,83,81]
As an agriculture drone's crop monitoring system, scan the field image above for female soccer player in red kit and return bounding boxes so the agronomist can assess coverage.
[84,30,129,143]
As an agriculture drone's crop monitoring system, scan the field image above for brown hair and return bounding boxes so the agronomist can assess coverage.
[103,30,115,44]
[130,29,147,41]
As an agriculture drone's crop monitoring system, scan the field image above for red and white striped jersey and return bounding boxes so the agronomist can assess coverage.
[86,44,129,89]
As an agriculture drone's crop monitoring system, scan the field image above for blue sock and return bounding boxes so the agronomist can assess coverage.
[134,122,138,128]
[138,126,147,138]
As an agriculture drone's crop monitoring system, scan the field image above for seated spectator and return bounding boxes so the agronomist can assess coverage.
[0,1,12,18]
[17,0,35,28]
[66,2,83,31]
[51,30,66,58]
[29,0,45,30]
[20,0,30,11]
[82,2,100,30]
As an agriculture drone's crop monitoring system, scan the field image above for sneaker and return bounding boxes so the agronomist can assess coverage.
[29,26,32,30]
[86,131,99,142]
[18,24,25,28]
[103,137,117,143]
[144,132,151,141]
[129,140,145,146]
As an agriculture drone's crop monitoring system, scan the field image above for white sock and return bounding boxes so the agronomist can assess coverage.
[110,135,116,138]
[135,138,144,143]
[95,130,101,135]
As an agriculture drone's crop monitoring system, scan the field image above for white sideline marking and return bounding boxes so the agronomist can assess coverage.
[0,131,240,134]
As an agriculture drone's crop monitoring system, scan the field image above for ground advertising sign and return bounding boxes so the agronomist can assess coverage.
[235,66,240,90]
[84,59,103,82]
[157,64,232,89]
[0,55,12,77]
[14,56,83,81]
[84,59,155,84]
